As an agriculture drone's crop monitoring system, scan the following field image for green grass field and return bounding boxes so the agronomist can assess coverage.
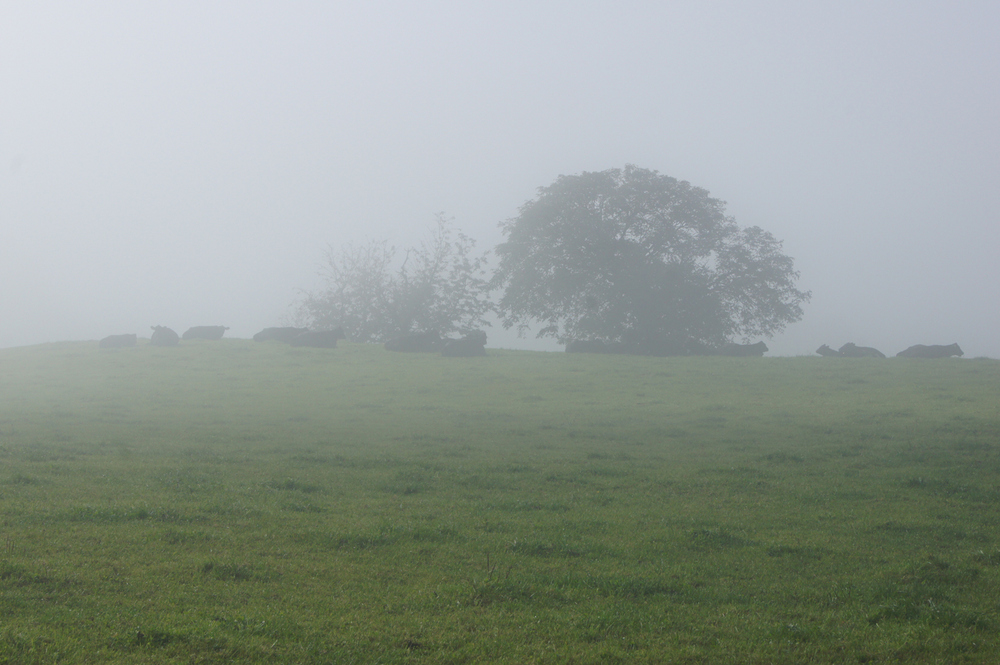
[1,340,998,663]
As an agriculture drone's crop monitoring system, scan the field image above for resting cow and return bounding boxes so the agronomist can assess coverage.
[717,341,768,357]
[182,326,229,340]
[838,343,885,358]
[384,330,444,352]
[253,327,309,343]
[442,331,488,357]
[816,344,841,357]
[149,326,180,347]
[896,343,964,358]
[289,328,344,348]
[99,334,137,349]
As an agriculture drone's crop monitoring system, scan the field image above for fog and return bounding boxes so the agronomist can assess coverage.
[3,2,998,356]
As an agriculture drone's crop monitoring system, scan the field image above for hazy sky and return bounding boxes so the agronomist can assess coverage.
[3,1,998,356]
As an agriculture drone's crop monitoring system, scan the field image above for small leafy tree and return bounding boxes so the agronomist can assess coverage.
[298,215,491,343]
[491,165,810,349]
[298,238,397,343]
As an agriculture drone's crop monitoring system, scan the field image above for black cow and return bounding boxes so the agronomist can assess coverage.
[149,326,180,347]
[816,344,841,357]
[717,341,769,357]
[896,343,964,358]
[182,326,229,340]
[99,333,137,349]
[442,331,487,357]
[253,327,309,343]
[289,328,345,348]
[838,343,885,358]
[384,330,444,352]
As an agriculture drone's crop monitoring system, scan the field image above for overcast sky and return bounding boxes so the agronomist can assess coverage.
[3,1,998,356]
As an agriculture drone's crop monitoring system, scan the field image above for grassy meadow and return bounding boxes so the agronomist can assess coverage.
[1,339,999,663]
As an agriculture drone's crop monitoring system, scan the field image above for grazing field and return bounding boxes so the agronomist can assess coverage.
[1,340,999,664]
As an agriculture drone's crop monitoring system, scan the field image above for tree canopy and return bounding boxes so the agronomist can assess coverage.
[298,215,491,343]
[491,165,810,351]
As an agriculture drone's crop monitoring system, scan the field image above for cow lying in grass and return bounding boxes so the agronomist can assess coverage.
[896,343,963,358]
[289,329,345,348]
[816,343,884,358]
[182,326,229,340]
[150,326,180,347]
[99,334,137,349]
[838,343,885,358]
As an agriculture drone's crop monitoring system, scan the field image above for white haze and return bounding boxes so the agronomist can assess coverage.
[2,1,998,356]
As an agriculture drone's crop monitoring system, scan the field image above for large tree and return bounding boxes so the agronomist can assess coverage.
[298,215,491,343]
[491,165,810,351]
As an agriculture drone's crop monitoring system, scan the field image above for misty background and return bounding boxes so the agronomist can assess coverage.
[3,2,998,356]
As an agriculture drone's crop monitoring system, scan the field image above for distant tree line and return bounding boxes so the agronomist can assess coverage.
[296,166,810,350]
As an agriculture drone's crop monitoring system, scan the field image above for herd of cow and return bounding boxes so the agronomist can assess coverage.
[564,339,964,358]
[816,342,964,358]
[97,326,490,357]
[98,327,965,359]
[99,325,233,349]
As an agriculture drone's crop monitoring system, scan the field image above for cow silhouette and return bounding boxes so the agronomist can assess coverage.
[182,326,229,340]
[150,326,180,347]
[99,334,137,349]
[896,343,963,358]
[838,343,885,358]
[288,328,345,348]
